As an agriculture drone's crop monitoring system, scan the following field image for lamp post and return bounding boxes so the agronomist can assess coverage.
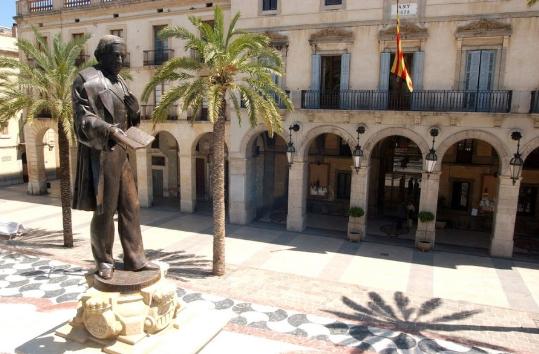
[352,126,366,173]
[286,123,300,169]
[509,131,523,185]
[425,128,439,175]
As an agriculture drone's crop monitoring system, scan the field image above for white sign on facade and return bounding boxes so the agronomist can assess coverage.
[391,3,418,17]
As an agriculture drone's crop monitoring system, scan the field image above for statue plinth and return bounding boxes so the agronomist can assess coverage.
[56,263,182,353]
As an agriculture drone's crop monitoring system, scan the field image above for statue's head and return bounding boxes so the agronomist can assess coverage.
[94,35,126,76]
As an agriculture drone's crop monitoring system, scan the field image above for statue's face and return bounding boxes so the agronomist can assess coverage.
[100,42,126,76]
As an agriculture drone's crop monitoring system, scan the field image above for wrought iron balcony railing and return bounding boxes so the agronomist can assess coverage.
[64,0,90,8]
[531,90,539,113]
[141,105,178,121]
[301,90,512,113]
[143,49,174,66]
[28,0,53,13]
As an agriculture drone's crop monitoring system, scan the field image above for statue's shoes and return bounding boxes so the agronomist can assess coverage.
[97,267,114,280]
[134,262,160,272]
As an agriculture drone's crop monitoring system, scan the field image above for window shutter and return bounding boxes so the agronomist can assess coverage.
[340,53,350,91]
[379,52,391,90]
[465,50,481,90]
[479,50,496,91]
[412,51,424,90]
[310,54,321,90]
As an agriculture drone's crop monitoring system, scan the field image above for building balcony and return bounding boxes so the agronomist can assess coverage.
[143,49,174,66]
[27,0,53,13]
[18,0,122,15]
[531,90,539,113]
[64,0,91,8]
[301,90,513,113]
[141,105,178,121]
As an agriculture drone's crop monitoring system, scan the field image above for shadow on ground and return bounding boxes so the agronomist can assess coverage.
[325,291,539,352]
[1,228,84,249]
[143,249,212,282]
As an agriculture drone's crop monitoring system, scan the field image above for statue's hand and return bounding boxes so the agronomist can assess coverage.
[124,93,139,113]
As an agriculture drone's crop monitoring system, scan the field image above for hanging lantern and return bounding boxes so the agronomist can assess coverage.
[352,125,366,173]
[286,141,296,169]
[510,131,523,185]
[425,128,439,174]
[425,148,437,174]
[352,144,363,173]
[286,124,300,169]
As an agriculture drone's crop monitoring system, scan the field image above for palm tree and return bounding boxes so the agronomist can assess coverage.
[142,6,292,275]
[0,29,90,248]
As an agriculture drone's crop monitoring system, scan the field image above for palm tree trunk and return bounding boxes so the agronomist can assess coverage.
[211,101,227,276]
[57,120,73,248]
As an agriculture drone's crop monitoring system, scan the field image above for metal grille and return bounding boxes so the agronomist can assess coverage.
[29,0,53,12]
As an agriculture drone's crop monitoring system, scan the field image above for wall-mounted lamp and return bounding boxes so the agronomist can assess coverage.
[286,123,300,169]
[352,125,366,174]
[509,131,523,185]
[425,128,439,174]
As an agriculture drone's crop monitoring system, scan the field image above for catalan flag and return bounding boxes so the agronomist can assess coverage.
[390,2,414,92]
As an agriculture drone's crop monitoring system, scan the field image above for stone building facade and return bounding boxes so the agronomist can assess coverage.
[14,0,539,258]
[0,26,25,186]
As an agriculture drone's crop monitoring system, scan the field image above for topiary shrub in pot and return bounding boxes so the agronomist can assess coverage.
[417,211,435,251]
[347,207,365,242]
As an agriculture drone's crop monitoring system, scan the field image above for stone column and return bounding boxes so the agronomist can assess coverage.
[229,156,256,224]
[415,172,441,246]
[136,149,152,208]
[348,164,369,238]
[179,154,195,213]
[490,176,519,258]
[286,161,308,232]
[24,125,47,195]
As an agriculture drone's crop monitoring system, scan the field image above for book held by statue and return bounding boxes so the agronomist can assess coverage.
[111,127,155,150]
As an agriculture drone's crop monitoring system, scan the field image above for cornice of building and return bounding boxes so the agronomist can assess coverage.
[239,11,539,33]
[15,0,230,22]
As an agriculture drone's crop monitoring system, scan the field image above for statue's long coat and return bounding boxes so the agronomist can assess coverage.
[71,66,139,214]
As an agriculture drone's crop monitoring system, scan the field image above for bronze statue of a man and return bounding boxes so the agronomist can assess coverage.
[72,35,157,279]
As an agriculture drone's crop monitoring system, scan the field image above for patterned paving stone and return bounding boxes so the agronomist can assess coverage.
[267,309,288,322]
[0,250,507,354]
[288,313,309,327]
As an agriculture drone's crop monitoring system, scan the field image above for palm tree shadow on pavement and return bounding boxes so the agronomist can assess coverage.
[324,291,539,352]
[2,228,84,249]
[130,249,212,282]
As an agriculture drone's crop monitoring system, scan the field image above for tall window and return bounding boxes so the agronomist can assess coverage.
[451,181,471,210]
[464,50,496,91]
[262,0,277,11]
[456,139,474,164]
[110,29,123,38]
[72,33,85,53]
[153,25,168,65]
[336,172,351,199]
[1,125,8,136]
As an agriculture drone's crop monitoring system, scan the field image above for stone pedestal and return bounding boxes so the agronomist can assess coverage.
[56,264,181,353]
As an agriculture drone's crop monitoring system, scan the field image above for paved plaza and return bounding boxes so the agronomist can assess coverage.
[0,183,538,353]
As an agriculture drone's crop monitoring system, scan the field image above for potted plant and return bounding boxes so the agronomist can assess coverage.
[416,211,435,251]
[347,207,365,242]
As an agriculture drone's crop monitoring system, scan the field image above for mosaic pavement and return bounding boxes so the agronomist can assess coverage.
[0,250,506,354]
